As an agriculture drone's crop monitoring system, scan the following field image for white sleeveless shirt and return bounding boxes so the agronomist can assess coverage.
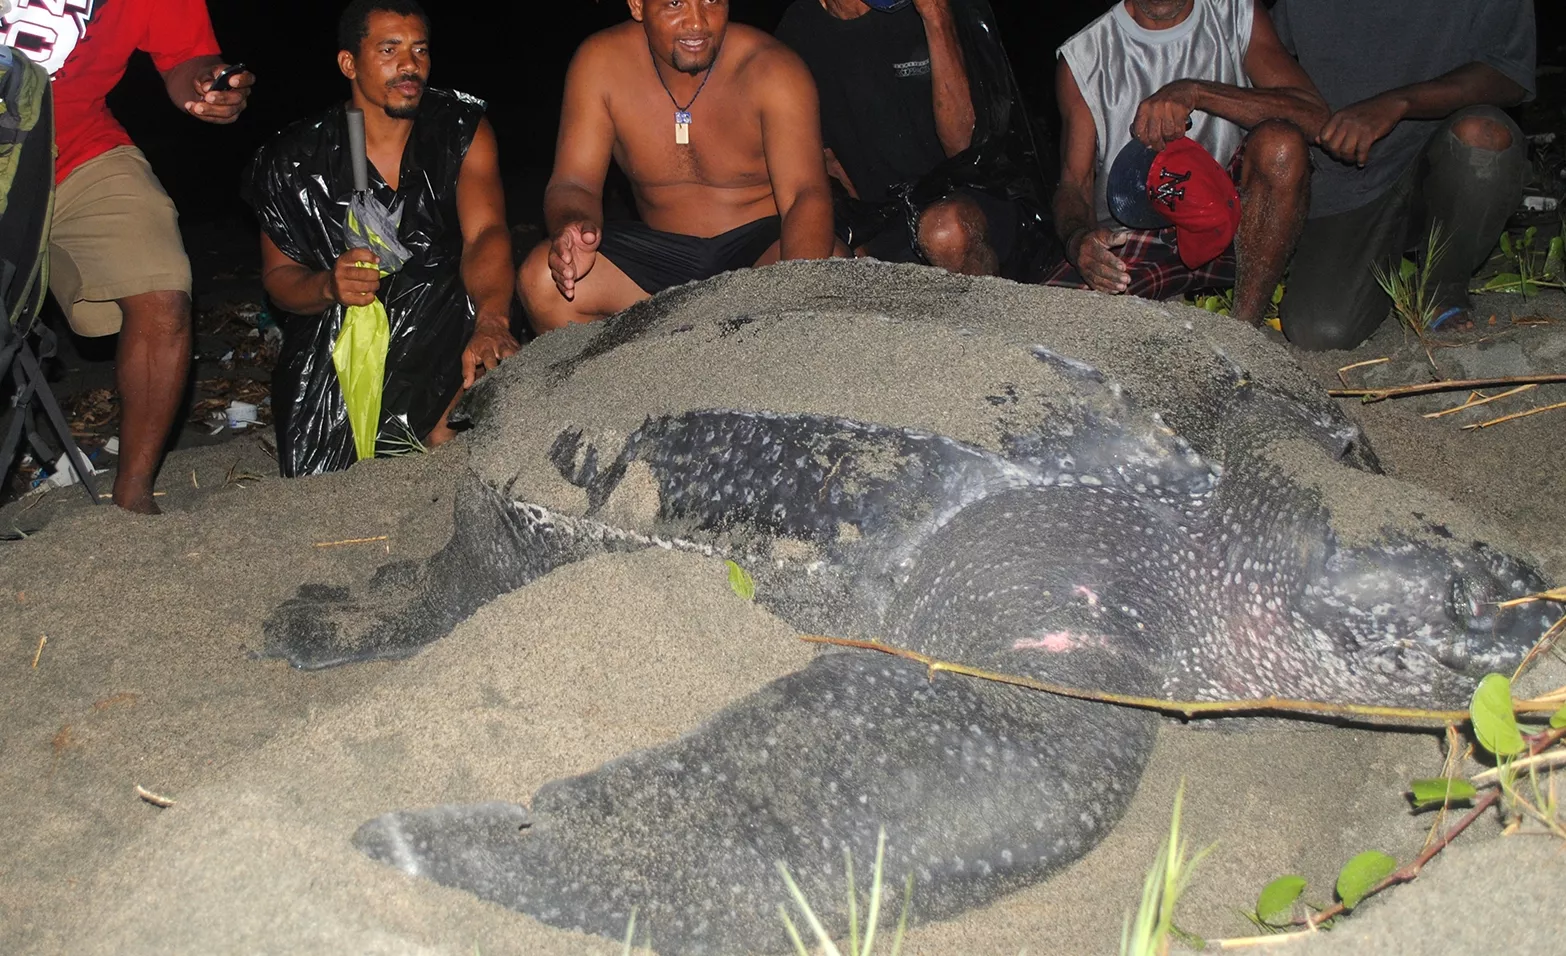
[1059,0,1254,223]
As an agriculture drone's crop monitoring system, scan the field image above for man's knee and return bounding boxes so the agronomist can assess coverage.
[1279,292,1384,351]
[517,241,555,318]
[916,197,987,266]
[1244,120,1310,189]
[117,290,191,331]
[1450,112,1514,152]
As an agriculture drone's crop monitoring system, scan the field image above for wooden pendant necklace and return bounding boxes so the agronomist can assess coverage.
[653,51,714,146]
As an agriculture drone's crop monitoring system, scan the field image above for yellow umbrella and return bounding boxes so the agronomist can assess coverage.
[334,108,412,460]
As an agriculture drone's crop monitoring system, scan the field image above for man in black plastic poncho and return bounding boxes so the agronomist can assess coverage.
[243,0,517,477]
[774,0,1051,279]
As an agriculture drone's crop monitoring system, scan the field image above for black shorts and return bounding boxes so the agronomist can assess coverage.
[851,188,1021,271]
[598,216,781,295]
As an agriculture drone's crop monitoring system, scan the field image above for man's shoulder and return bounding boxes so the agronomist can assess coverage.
[259,107,342,163]
[576,20,643,64]
[422,88,487,121]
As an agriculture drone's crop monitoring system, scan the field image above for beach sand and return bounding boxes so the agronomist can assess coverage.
[2,269,1561,954]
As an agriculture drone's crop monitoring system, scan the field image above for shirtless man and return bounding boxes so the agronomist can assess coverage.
[519,0,837,331]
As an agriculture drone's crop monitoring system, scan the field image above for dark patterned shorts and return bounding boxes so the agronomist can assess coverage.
[1043,147,1244,300]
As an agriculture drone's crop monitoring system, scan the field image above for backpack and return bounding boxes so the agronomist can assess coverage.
[0,42,53,334]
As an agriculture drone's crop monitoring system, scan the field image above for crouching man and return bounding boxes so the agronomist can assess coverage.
[1045,0,1327,328]
[519,0,837,332]
[243,0,517,476]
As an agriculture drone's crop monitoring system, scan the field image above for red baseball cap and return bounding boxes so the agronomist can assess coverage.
[1145,137,1241,269]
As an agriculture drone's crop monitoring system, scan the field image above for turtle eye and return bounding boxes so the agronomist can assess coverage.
[1446,574,1484,628]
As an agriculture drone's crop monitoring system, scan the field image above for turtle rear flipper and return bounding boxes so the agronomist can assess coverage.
[354,652,1156,954]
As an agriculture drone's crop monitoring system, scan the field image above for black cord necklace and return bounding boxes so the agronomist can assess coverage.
[651,47,714,146]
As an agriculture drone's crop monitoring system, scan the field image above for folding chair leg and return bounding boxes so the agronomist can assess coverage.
[15,340,99,504]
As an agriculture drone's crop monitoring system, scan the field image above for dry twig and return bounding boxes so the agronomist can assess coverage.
[1461,399,1566,431]
[1422,384,1537,419]
[1335,357,1390,388]
[31,635,46,668]
[1328,374,1566,403]
[799,635,1560,725]
[313,535,390,549]
[135,784,175,808]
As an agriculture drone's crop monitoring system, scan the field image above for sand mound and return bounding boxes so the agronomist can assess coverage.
[2,264,1562,954]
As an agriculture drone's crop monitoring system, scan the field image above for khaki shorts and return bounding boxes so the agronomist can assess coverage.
[48,145,192,337]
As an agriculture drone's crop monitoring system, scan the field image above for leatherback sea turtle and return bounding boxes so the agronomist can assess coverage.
[262,261,1554,954]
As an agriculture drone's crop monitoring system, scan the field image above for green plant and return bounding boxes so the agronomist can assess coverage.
[776,829,912,956]
[380,417,430,457]
[1372,223,1451,332]
[1189,281,1286,331]
[1474,226,1566,297]
[1121,781,1213,956]
[1244,668,1566,939]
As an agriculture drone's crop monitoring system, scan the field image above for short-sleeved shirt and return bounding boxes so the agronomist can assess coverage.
[774,1,949,204]
[1057,0,1254,224]
[1271,0,1536,218]
[5,0,221,183]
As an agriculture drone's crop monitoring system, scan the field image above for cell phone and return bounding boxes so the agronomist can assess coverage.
[209,63,248,92]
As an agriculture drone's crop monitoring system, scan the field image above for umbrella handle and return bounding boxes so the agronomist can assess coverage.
[346,108,369,194]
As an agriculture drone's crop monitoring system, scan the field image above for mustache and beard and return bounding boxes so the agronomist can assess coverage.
[670,37,718,75]
[383,73,425,118]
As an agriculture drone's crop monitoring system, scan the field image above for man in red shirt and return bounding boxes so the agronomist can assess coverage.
[4,0,253,513]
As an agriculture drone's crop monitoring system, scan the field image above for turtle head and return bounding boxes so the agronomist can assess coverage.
[1311,536,1557,705]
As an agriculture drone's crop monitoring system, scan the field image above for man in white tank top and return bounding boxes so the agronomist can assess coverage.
[1046,0,1326,328]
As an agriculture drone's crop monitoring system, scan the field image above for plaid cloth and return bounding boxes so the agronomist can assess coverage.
[1044,146,1243,299]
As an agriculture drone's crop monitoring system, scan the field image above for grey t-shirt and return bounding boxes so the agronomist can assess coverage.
[1271,0,1536,218]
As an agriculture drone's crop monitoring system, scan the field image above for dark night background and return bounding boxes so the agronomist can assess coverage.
[107,1,1120,232]
[107,1,1564,235]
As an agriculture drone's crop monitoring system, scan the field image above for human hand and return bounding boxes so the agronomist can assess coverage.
[549,221,601,301]
[462,317,522,388]
[1067,227,1131,294]
[184,63,254,124]
[1132,80,1198,152]
[326,249,382,307]
[1318,94,1406,167]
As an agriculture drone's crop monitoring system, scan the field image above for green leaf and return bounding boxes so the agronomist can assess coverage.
[1271,282,1286,306]
[1550,702,1566,730]
[1255,875,1307,925]
[1544,237,1564,282]
[1408,777,1479,809]
[1398,257,1417,282]
[1335,851,1397,910]
[1480,272,1525,292]
[1523,225,1538,247]
[1500,232,1514,258]
[725,560,756,601]
[1470,673,1526,757]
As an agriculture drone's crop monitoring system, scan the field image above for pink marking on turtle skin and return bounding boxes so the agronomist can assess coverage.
[1074,585,1100,607]
[1014,632,1080,653]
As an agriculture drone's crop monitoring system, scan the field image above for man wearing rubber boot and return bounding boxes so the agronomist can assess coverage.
[1046,0,1326,329]
[1270,0,1535,350]
[6,0,253,512]
[245,0,517,477]
[519,0,837,332]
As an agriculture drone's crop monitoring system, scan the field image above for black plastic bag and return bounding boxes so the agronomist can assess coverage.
[835,0,1055,280]
[242,89,485,477]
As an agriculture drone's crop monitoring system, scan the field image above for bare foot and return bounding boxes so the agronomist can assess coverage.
[111,474,161,515]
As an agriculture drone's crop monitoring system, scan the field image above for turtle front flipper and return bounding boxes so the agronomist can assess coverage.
[353,652,1157,954]
[257,478,648,669]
